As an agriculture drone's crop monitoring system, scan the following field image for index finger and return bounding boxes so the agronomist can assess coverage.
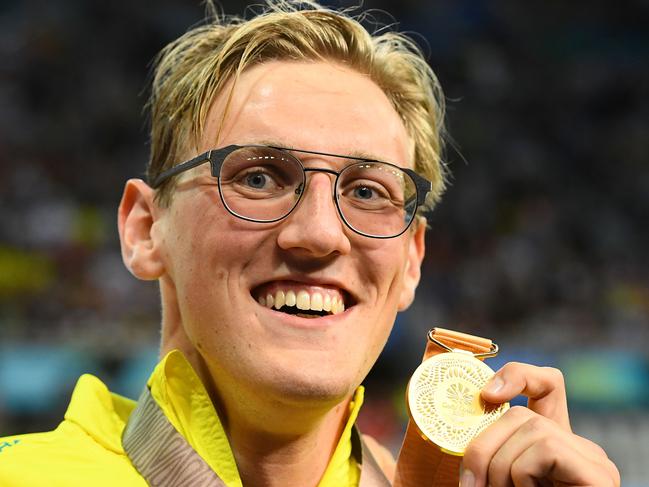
[481,362,570,430]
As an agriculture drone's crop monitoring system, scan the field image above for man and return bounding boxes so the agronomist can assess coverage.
[0,2,619,486]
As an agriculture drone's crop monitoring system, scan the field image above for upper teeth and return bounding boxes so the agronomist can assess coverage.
[258,289,345,315]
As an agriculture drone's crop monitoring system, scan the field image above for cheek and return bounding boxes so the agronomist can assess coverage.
[164,197,237,269]
[349,242,409,359]
[163,198,275,314]
[159,202,231,311]
[360,240,410,301]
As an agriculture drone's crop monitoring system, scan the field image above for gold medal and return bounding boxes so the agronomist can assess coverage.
[406,332,509,456]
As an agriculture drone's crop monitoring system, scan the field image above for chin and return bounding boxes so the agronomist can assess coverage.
[263,367,359,408]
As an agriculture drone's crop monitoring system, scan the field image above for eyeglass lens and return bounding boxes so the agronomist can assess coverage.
[218,146,418,237]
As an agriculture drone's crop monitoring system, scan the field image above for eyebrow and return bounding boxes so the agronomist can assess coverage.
[253,139,386,163]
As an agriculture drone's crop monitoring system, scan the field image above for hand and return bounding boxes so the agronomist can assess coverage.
[460,362,620,487]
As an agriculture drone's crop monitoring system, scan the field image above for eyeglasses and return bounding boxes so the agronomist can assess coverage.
[151,145,431,238]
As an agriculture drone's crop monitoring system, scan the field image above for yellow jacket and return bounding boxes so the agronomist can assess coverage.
[0,350,366,486]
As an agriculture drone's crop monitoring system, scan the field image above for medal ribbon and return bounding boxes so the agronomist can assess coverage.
[393,328,494,487]
[122,386,391,486]
[122,386,226,486]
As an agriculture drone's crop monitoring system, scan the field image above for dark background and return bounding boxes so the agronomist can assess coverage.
[1,0,648,483]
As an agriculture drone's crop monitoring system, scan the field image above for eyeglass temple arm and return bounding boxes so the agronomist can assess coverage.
[150,150,213,188]
[403,169,432,207]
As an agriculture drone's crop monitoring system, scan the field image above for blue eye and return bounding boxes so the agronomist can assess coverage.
[353,186,375,200]
[245,172,268,189]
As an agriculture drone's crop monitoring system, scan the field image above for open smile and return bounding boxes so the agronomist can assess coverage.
[251,281,356,318]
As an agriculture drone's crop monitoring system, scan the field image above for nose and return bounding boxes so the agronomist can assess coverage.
[276,172,351,257]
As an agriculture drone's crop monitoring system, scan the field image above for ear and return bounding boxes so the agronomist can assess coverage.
[117,179,165,280]
[398,219,426,311]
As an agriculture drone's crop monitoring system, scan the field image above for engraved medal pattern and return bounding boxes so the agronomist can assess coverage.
[407,352,509,456]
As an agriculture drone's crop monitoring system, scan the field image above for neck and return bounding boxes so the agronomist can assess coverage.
[199,354,352,487]
[159,300,353,487]
[226,398,350,487]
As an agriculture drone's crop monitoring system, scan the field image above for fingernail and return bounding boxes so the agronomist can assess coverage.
[483,375,504,394]
[460,468,475,487]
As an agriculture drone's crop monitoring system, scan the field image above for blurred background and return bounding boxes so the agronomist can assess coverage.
[0,0,647,483]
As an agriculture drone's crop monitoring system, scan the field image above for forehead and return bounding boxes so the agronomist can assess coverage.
[201,60,413,167]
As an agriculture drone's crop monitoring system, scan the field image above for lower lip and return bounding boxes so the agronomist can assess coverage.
[257,302,351,328]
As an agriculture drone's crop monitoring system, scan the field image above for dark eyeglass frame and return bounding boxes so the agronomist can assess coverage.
[150,144,432,239]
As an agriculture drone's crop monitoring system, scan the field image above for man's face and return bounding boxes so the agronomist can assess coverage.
[152,60,425,408]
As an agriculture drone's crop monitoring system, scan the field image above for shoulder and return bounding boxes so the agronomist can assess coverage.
[0,421,144,487]
[362,433,396,483]
[0,374,143,487]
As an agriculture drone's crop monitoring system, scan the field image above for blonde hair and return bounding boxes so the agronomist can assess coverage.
[147,0,447,210]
